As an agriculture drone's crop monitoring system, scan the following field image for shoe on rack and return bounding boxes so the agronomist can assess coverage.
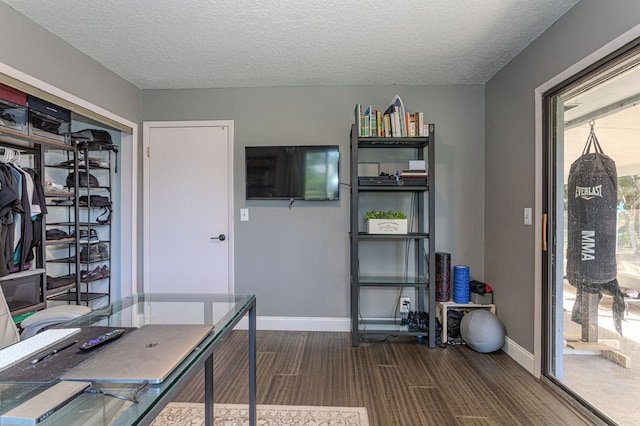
[101,265,110,278]
[72,229,87,242]
[74,229,99,244]
[44,181,66,192]
[46,274,76,289]
[87,229,99,243]
[97,243,109,260]
[79,245,102,262]
[46,229,69,241]
[80,266,103,282]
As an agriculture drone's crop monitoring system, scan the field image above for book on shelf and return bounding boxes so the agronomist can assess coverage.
[354,95,427,138]
[393,107,402,137]
[372,110,376,136]
[402,168,427,173]
[383,114,391,137]
[363,105,371,137]
[401,169,428,178]
[370,108,377,137]
[386,95,406,137]
[385,94,405,116]
[416,112,424,136]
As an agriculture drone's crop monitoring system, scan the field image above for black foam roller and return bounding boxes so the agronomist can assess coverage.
[435,252,451,302]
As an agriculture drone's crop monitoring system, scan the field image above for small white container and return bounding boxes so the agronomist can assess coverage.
[409,160,426,170]
[366,219,408,234]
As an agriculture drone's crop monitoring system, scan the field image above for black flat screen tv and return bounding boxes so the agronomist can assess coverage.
[245,145,340,200]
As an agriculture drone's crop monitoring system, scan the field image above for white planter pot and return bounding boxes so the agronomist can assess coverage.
[366,219,408,234]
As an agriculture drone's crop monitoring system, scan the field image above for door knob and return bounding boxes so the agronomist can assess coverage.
[211,234,226,241]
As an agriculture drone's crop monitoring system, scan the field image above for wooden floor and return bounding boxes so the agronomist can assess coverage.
[175,331,591,425]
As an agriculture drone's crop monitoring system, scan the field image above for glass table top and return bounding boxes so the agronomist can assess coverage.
[0,293,256,425]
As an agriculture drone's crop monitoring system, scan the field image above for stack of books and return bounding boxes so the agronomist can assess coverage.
[354,95,427,138]
[401,169,428,186]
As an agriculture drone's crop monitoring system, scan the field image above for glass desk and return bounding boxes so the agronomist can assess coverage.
[0,293,257,425]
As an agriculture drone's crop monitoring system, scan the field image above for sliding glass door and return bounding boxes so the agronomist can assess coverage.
[544,44,640,425]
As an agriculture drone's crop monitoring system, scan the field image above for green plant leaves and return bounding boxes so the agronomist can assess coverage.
[364,210,407,220]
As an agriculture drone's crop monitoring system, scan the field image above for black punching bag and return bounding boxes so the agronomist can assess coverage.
[566,123,625,335]
[566,127,617,284]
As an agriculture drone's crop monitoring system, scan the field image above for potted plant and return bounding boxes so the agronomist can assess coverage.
[364,210,408,234]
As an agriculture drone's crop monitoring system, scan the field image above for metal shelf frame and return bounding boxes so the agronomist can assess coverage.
[350,123,436,348]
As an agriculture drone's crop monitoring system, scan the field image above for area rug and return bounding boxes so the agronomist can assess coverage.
[151,402,370,426]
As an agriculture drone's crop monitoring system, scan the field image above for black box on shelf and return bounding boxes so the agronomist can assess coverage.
[470,292,493,304]
[0,83,27,134]
[0,273,41,312]
[27,95,70,143]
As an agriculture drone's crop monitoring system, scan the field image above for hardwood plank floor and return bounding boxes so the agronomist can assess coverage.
[175,331,591,425]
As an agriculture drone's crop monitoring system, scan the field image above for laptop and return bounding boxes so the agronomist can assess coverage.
[60,324,213,384]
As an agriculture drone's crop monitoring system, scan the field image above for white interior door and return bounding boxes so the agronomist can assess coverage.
[143,121,233,294]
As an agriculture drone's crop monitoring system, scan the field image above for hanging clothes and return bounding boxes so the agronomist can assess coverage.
[23,167,47,265]
[7,162,33,271]
[6,163,23,258]
[0,163,21,277]
[0,150,48,277]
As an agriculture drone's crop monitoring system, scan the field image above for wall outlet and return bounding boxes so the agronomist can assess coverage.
[399,297,411,313]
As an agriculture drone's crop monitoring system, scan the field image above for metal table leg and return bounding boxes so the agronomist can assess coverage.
[248,301,256,426]
[204,353,214,425]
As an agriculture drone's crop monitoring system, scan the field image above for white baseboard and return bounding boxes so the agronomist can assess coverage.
[234,316,351,332]
[501,336,536,375]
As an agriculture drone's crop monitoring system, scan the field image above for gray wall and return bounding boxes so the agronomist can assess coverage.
[0,2,140,123]
[485,0,640,352]
[142,86,484,317]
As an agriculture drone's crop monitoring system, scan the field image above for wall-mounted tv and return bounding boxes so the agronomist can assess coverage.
[245,145,340,200]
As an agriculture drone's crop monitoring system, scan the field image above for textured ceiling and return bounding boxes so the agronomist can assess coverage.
[1,0,580,89]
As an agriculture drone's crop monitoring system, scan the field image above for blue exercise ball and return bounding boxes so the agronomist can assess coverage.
[460,309,505,353]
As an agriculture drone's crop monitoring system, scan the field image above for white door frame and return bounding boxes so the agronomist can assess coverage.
[142,120,235,293]
[0,61,139,299]
[533,23,640,378]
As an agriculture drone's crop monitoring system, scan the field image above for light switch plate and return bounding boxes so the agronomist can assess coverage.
[524,208,532,225]
[240,208,249,222]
